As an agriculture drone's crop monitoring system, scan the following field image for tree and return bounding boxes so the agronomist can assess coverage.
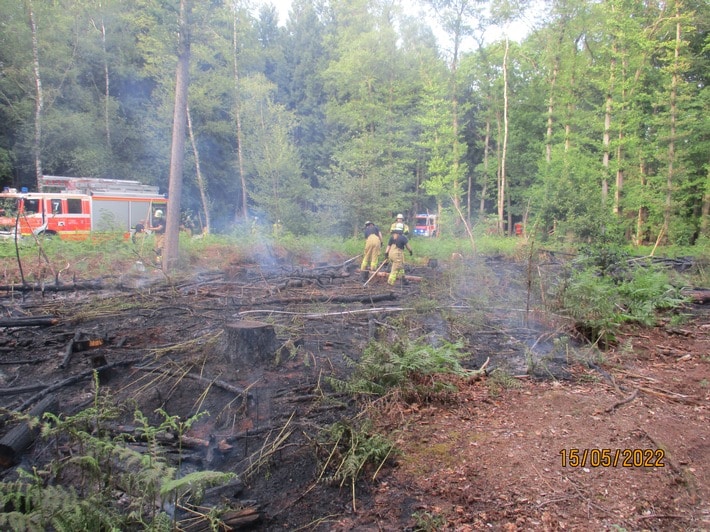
[163,0,191,272]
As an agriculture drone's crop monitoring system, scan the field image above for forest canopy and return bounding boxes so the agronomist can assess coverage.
[0,0,708,245]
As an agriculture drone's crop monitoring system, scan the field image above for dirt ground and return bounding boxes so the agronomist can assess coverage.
[0,243,708,531]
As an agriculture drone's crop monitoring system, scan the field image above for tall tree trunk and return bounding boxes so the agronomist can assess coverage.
[96,8,111,150]
[663,2,681,244]
[232,5,248,223]
[614,54,629,217]
[497,37,509,234]
[635,159,649,245]
[479,116,490,215]
[602,44,616,207]
[545,55,558,165]
[187,105,211,234]
[163,0,191,271]
[701,169,710,239]
[26,0,43,190]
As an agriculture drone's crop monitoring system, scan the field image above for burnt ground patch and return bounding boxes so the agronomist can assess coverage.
[1,249,708,530]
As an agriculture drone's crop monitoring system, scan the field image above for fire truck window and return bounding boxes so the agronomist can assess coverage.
[67,198,82,214]
[51,199,63,214]
[25,199,40,214]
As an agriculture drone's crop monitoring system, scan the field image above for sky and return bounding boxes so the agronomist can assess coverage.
[253,0,543,50]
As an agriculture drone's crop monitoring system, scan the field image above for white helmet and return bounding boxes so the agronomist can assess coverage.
[396,213,404,220]
[154,209,164,218]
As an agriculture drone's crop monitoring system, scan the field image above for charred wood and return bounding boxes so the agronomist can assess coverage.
[221,321,277,365]
[135,365,250,397]
[0,316,59,327]
[681,288,710,304]
[261,292,396,305]
[15,357,142,412]
[0,394,59,467]
[0,281,103,293]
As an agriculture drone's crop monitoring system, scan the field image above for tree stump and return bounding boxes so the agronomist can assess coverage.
[221,321,277,365]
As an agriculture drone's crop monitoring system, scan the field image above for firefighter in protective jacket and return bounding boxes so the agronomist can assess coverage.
[361,221,383,272]
[389,213,410,235]
[385,223,413,285]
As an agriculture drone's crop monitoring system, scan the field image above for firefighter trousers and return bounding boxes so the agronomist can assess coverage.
[387,248,405,285]
[361,234,381,270]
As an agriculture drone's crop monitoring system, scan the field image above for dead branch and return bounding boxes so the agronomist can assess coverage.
[135,365,250,397]
[238,307,412,319]
[15,357,143,412]
[0,281,104,293]
[59,331,82,369]
[602,388,639,413]
[261,292,396,306]
[0,316,59,327]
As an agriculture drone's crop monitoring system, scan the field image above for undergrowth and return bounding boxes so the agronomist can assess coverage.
[554,245,688,345]
[328,337,471,401]
[0,373,234,531]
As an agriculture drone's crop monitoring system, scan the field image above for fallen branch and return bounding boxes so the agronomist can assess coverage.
[15,357,143,412]
[467,357,490,381]
[0,281,104,293]
[238,307,413,319]
[261,292,396,305]
[0,316,59,328]
[135,365,250,397]
[603,388,639,413]
[637,385,696,404]
[59,331,82,369]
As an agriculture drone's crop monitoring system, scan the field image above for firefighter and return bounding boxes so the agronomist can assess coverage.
[389,213,410,235]
[149,209,166,260]
[360,220,383,276]
[384,223,413,286]
[272,219,283,238]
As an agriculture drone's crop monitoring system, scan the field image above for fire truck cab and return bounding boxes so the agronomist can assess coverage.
[413,213,438,237]
[0,176,166,240]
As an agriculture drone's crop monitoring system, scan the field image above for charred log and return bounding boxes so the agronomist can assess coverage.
[0,316,59,328]
[0,394,59,467]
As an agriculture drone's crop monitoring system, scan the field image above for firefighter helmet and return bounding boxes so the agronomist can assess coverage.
[396,213,404,220]
[154,210,164,218]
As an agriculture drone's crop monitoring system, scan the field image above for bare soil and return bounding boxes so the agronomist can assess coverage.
[0,244,708,531]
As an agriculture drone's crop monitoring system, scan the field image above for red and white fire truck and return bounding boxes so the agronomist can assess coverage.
[0,176,166,240]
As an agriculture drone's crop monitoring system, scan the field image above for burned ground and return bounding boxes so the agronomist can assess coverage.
[0,246,709,531]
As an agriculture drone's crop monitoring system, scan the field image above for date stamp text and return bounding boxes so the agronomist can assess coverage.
[560,448,665,468]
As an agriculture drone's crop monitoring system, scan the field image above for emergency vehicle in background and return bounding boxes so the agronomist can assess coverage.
[0,176,166,240]
[413,213,438,237]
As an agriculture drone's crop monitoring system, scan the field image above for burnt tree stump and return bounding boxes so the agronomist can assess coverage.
[221,321,277,365]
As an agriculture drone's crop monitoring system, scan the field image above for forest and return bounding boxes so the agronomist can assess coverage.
[0,0,708,245]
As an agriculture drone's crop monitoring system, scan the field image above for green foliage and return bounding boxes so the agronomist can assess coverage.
[329,338,470,399]
[412,509,447,531]
[317,419,396,510]
[486,368,523,397]
[555,248,687,344]
[1,374,235,530]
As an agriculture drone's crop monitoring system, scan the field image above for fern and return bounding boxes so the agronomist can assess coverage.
[329,338,470,397]
[318,420,397,511]
[0,374,237,530]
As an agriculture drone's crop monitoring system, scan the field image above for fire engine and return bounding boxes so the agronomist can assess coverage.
[0,176,166,240]
[413,213,438,237]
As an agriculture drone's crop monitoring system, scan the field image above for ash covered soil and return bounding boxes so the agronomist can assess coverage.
[1,244,709,531]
